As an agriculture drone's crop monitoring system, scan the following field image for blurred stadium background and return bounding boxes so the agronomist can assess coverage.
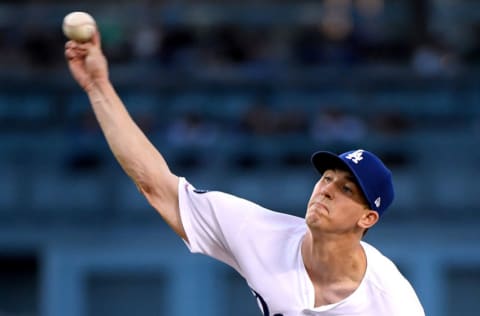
[0,0,479,315]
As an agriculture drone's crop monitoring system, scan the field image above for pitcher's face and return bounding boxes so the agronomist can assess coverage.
[306,169,371,235]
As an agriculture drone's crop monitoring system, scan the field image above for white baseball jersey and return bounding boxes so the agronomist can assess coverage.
[178,177,425,316]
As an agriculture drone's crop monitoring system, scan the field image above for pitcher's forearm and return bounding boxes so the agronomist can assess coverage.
[86,79,172,191]
[84,79,184,238]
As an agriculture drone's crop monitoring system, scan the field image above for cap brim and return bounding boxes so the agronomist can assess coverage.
[311,151,350,175]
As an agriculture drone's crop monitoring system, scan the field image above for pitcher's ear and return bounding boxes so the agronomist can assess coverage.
[358,210,379,230]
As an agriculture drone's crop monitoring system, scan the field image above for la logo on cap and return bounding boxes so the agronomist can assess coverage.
[345,149,364,164]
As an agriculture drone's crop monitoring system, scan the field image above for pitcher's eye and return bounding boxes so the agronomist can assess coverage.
[342,185,353,195]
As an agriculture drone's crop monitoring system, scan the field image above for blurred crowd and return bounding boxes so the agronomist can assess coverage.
[1,0,476,77]
[1,1,478,175]
[65,95,425,175]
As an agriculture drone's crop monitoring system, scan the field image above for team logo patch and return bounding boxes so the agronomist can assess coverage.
[345,149,364,164]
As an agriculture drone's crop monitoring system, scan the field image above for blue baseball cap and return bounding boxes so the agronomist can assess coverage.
[311,149,395,216]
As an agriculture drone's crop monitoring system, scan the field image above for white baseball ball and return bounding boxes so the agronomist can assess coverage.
[62,11,96,42]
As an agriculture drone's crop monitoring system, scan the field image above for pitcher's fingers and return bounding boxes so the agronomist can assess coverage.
[65,40,90,53]
[72,45,89,53]
[65,37,92,49]
[65,40,78,50]
[65,48,77,60]
[65,46,88,59]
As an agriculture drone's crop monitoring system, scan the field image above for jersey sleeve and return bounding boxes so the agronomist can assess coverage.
[178,177,260,271]
[177,177,304,275]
